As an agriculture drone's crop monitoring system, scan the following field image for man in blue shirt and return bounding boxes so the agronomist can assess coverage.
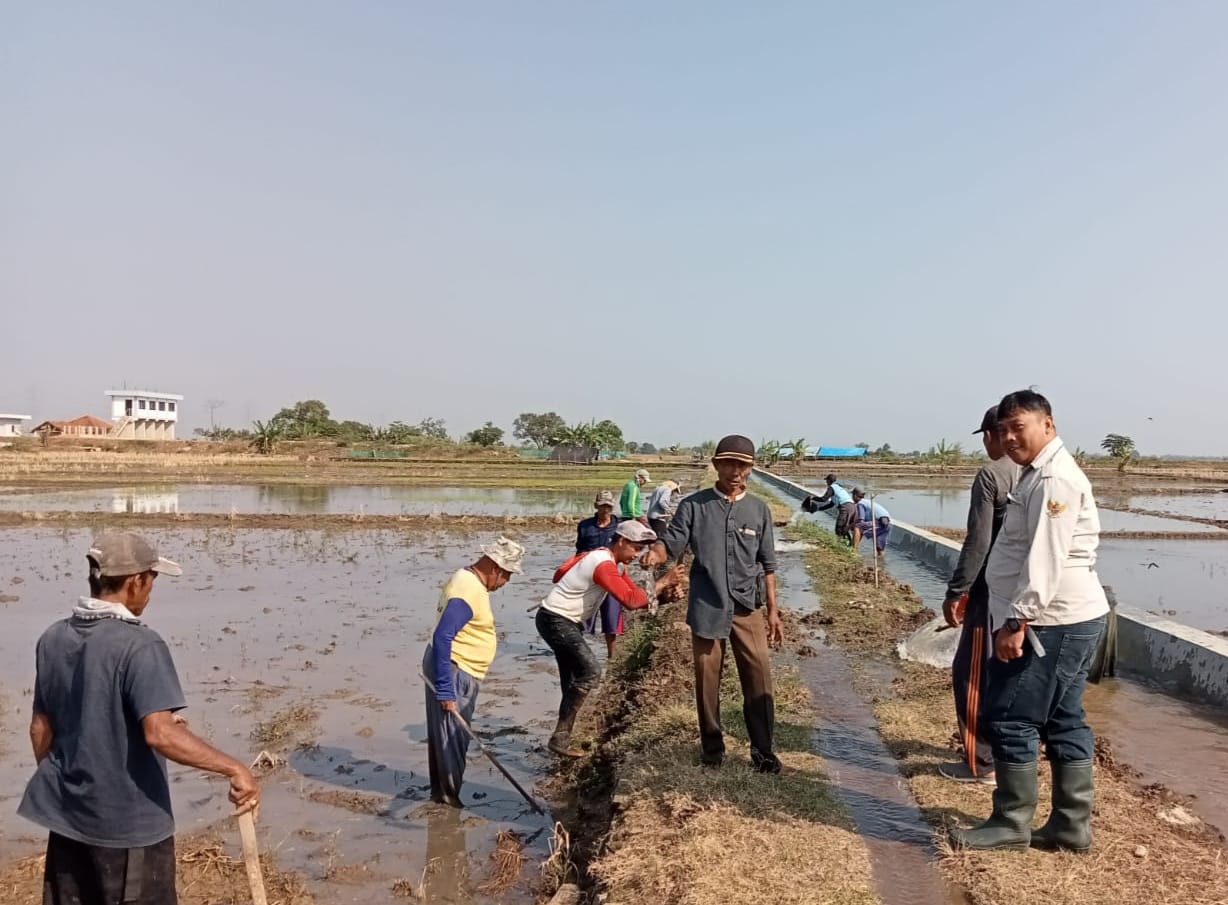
[852,489,891,554]
[578,490,625,655]
[20,532,259,905]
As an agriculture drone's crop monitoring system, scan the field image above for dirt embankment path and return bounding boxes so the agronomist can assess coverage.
[791,523,1228,905]
[540,572,885,905]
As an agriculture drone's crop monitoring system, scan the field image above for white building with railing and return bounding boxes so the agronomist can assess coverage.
[106,390,184,440]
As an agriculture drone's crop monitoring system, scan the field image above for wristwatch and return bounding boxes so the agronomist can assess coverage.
[1005,617,1027,633]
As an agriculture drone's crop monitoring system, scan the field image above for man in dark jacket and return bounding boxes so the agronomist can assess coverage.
[645,435,783,772]
[939,407,1021,784]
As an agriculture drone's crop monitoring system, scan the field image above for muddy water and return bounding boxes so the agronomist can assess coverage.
[778,556,967,905]
[1083,680,1228,835]
[1099,491,1228,521]
[0,484,596,516]
[0,527,580,903]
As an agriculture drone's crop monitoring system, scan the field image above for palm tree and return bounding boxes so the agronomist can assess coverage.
[790,437,807,471]
[757,439,782,468]
[933,438,963,472]
[1101,434,1137,473]
[250,420,280,456]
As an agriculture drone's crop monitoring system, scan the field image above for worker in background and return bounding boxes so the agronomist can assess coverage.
[646,479,681,538]
[620,469,651,525]
[851,489,891,555]
[803,473,857,544]
[578,490,628,655]
[939,406,1020,785]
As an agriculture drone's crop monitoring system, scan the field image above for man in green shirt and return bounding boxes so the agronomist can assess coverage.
[620,469,650,524]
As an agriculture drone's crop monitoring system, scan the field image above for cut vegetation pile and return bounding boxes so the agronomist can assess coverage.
[791,520,1228,905]
[555,595,881,905]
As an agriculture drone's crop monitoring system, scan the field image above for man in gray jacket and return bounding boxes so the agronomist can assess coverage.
[644,435,783,772]
[939,406,1020,784]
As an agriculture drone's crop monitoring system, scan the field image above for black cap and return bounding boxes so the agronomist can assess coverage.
[824,473,837,485]
[973,406,998,435]
[713,434,756,464]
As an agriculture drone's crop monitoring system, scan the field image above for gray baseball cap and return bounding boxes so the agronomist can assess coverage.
[594,490,616,509]
[88,532,183,577]
[615,521,657,543]
[635,469,651,481]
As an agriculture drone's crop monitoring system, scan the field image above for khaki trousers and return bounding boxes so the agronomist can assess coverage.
[692,606,776,760]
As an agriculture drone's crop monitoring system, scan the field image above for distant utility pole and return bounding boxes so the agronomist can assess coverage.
[205,399,226,431]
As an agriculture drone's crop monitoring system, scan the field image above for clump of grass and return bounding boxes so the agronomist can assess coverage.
[479,829,527,894]
[249,702,319,750]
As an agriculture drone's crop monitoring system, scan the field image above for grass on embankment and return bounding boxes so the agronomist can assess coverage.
[557,605,881,905]
[0,448,706,492]
[790,520,1228,905]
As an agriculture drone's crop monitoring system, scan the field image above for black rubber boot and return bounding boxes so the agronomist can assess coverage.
[949,761,1038,851]
[548,692,588,757]
[1031,759,1095,853]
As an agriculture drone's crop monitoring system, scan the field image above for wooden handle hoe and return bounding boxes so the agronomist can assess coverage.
[237,810,269,905]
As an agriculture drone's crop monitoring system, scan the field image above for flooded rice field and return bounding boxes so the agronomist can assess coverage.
[1098,491,1228,522]
[0,484,597,517]
[0,527,582,904]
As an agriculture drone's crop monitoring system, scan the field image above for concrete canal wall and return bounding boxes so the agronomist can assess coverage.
[754,468,1228,709]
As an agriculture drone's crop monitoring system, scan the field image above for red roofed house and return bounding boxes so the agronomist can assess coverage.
[32,415,114,438]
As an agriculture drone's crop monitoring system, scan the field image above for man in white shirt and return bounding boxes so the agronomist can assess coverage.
[951,390,1109,853]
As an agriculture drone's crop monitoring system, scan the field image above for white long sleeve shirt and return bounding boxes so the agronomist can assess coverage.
[985,436,1109,629]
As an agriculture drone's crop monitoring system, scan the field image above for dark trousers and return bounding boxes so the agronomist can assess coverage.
[648,517,670,538]
[692,607,775,760]
[422,646,481,805]
[986,617,1106,764]
[43,832,176,905]
[536,608,602,718]
[834,502,857,542]
[952,586,995,773]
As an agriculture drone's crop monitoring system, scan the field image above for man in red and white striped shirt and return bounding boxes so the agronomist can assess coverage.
[537,521,661,756]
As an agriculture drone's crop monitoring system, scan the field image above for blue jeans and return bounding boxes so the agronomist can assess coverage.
[986,617,1106,764]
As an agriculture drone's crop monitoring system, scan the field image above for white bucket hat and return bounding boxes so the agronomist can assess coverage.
[481,536,526,574]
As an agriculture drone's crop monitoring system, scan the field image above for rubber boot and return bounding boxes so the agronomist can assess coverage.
[547,692,588,758]
[949,761,1038,851]
[1031,759,1095,853]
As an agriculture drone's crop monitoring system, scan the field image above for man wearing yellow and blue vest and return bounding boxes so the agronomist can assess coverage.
[422,537,525,807]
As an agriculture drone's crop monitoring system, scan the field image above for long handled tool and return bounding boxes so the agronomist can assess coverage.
[420,671,546,815]
[237,810,268,905]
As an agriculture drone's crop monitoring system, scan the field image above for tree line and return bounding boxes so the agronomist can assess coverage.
[195,400,1142,470]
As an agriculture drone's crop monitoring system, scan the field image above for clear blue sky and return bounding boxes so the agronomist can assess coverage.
[4,3,1226,454]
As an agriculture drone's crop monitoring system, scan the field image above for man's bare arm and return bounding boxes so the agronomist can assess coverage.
[30,713,53,763]
[143,710,260,815]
